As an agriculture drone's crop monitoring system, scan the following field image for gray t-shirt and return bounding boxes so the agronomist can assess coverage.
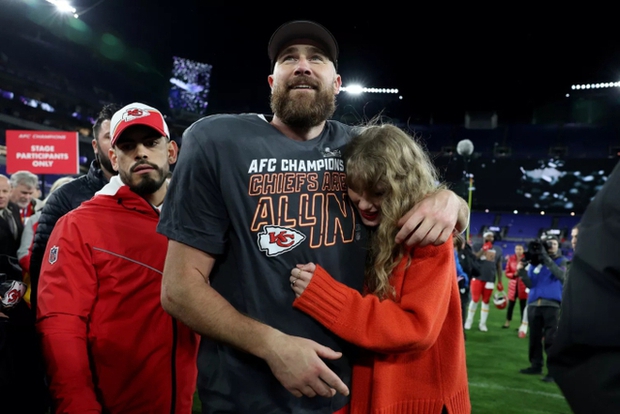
[158,114,368,414]
[473,241,503,275]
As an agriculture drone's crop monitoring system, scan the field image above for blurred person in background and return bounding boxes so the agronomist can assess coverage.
[0,174,23,274]
[453,235,470,331]
[517,236,566,382]
[9,170,40,223]
[464,247,503,332]
[503,244,528,330]
[289,123,470,413]
[1,172,46,414]
[570,224,579,251]
[28,103,120,317]
[564,223,579,281]
[36,102,198,413]
[547,162,620,413]
[17,176,74,305]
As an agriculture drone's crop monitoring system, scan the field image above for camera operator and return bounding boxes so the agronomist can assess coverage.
[517,236,567,382]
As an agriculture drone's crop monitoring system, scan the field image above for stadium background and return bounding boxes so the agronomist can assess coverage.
[1,3,617,412]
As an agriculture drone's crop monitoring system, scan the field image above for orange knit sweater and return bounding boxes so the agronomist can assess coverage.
[293,239,471,414]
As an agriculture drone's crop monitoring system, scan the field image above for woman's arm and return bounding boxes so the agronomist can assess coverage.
[292,241,456,354]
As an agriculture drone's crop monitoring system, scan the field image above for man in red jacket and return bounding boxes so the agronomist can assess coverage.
[37,102,199,413]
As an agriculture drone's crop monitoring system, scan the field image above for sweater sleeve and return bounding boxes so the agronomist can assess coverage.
[293,241,455,354]
[36,214,101,413]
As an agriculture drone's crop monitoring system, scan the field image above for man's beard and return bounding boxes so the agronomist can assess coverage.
[96,142,115,175]
[270,78,336,130]
[119,161,168,197]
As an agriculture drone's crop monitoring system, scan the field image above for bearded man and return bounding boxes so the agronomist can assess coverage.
[36,103,199,413]
[157,20,471,414]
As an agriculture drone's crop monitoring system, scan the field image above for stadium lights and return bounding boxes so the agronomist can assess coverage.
[340,85,400,95]
[571,82,620,90]
[45,0,79,18]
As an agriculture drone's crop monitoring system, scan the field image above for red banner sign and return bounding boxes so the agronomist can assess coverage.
[5,130,79,175]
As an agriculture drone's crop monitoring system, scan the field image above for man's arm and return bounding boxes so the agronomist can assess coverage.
[542,254,568,283]
[496,258,504,287]
[160,240,349,399]
[30,188,74,315]
[37,216,101,413]
[517,262,533,288]
[395,189,469,247]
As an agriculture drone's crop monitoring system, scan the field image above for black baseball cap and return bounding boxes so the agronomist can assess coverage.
[268,20,339,69]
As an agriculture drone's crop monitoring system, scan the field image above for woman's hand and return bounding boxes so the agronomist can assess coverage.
[290,263,316,298]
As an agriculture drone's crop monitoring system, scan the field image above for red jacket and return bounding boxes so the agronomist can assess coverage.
[293,238,470,414]
[505,254,528,301]
[37,178,199,414]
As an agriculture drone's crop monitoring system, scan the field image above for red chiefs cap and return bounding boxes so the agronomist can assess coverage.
[110,102,170,147]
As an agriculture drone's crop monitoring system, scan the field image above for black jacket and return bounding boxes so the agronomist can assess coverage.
[0,201,24,280]
[548,160,620,413]
[458,243,481,279]
[29,161,109,315]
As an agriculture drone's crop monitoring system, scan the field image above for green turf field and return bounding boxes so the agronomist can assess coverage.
[191,297,573,413]
[464,299,571,413]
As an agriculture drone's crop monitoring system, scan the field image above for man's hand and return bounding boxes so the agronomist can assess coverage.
[0,311,8,319]
[395,189,468,247]
[263,332,349,398]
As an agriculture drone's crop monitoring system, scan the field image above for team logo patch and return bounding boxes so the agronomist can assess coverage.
[122,107,150,122]
[1,280,27,309]
[320,147,341,158]
[49,245,59,265]
[257,225,306,257]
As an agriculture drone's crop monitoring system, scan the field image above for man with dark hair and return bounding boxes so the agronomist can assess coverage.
[570,223,579,252]
[37,102,198,413]
[24,103,120,413]
[29,103,120,316]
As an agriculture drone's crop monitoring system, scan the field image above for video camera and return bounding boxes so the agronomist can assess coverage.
[523,238,554,266]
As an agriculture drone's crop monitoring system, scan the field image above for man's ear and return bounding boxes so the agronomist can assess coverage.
[108,147,119,172]
[168,140,179,165]
[333,74,342,95]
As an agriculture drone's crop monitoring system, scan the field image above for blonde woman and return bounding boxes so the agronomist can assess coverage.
[290,124,470,414]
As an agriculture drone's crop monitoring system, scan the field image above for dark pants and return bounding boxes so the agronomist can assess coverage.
[528,305,560,371]
[506,298,527,322]
[459,290,470,327]
[0,304,49,413]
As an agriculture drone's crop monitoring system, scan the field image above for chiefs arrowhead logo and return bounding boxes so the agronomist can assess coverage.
[122,107,150,122]
[1,280,26,308]
[257,225,306,257]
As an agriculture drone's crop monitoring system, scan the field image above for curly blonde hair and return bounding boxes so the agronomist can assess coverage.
[345,124,446,299]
